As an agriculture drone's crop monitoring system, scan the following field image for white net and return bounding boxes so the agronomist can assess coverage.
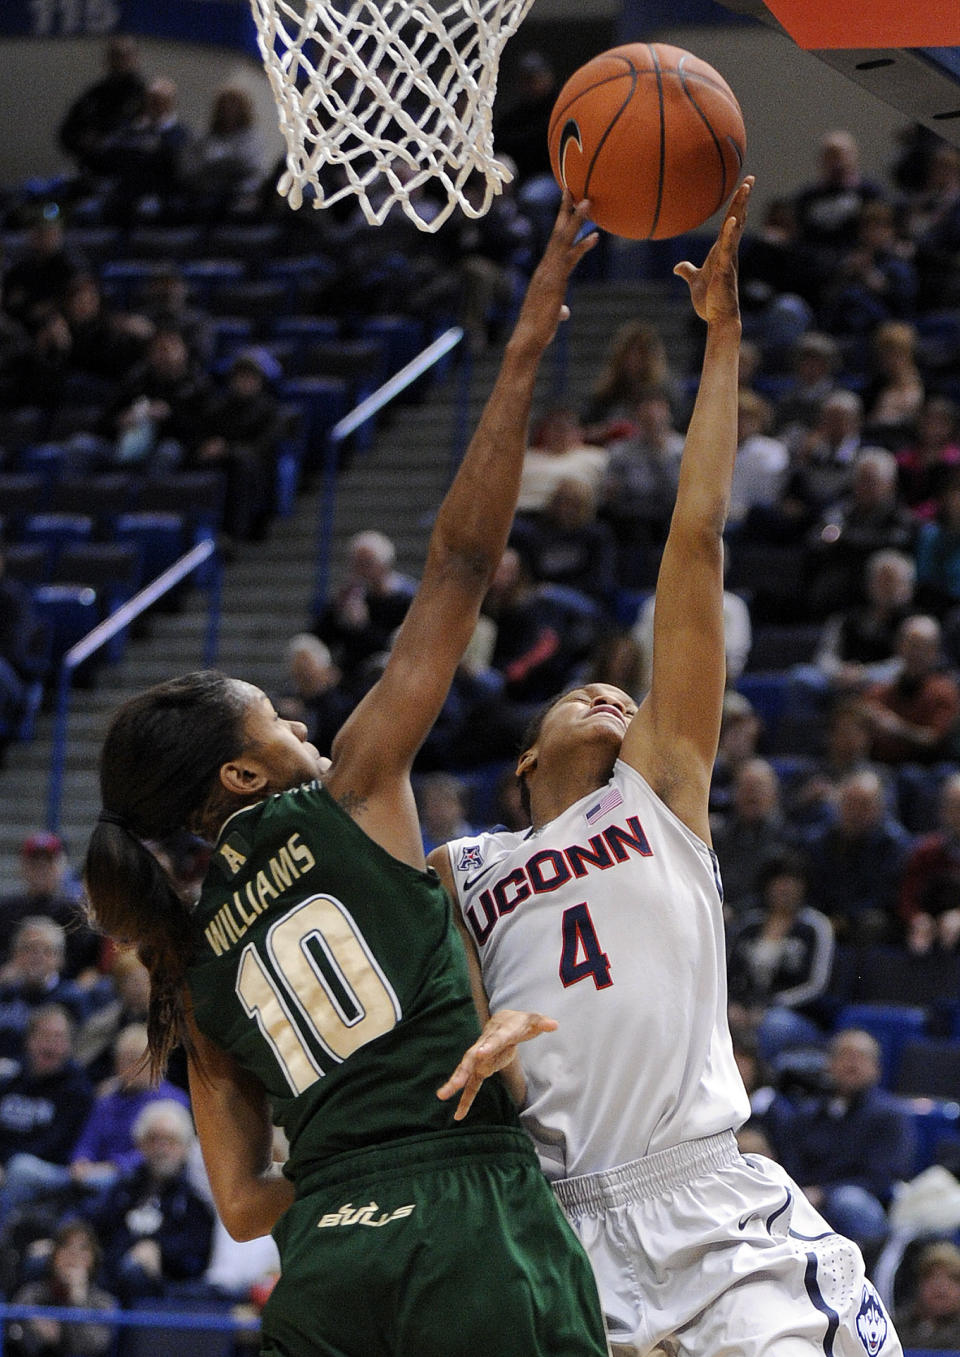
[249,0,538,232]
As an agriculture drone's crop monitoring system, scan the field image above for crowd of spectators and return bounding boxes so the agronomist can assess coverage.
[3,33,960,1344]
[0,830,278,1349]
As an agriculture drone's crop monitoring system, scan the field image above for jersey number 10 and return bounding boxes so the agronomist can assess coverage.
[236,895,402,1095]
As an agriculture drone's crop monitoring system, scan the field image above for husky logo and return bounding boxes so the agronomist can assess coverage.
[856,1284,887,1356]
[458,844,483,872]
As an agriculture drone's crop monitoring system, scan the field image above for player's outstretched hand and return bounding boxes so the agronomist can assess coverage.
[510,192,598,353]
[437,1009,558,1121]
[674,176,753,327]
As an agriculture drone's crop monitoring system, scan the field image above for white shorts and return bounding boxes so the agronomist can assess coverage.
[552,1131,903,1357]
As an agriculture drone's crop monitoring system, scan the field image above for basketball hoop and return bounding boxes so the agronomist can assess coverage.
[249,0,537,232]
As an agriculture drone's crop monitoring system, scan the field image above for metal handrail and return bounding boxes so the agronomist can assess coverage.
[313,325,467,614]
[0,1300,259,1355]
[46,538,222,833]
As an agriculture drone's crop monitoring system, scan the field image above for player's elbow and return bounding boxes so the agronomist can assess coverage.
[670,512,727,560]
[427,534,498,598]
[220,1200,271,1243]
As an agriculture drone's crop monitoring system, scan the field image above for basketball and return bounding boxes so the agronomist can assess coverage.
[547,43,746,241]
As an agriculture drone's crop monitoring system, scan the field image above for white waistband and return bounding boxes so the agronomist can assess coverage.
[552,1130,740,1214]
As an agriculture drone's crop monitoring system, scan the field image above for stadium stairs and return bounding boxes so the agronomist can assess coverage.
[0,272,692,884]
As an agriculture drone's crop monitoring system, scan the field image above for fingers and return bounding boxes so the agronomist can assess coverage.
[551,192,598,252]
[436,1011,558,1119]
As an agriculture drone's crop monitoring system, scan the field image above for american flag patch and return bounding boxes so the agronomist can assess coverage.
[585,787,623,824]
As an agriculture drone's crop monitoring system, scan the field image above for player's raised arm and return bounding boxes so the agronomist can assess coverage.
[621,178,752,840]
[326,197,596,811]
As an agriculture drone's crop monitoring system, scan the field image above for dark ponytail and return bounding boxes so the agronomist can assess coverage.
[84,671,248,1078]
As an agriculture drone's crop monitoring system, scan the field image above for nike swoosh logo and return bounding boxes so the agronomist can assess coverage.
[558,118,582,190]
[463,864,496,889]
[737,1212,753,1230]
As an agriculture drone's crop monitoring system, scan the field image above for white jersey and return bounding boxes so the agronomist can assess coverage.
[446,759,750,1180]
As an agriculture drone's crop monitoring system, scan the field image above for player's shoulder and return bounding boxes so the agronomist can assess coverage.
[445,825,531,889]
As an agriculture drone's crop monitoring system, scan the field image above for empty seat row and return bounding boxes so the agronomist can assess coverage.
[0,471,225,538]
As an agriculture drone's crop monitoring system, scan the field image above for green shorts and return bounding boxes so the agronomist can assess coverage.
[260,1126,609,1357]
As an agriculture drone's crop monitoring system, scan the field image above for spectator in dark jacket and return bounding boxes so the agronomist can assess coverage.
[803,768,912,943]
[0,307,74,412]
[0,1006,93,1226]
[805,447,916,617]
[8,1219,117,1357]
[511,475,617,609]
[861,615,960,766]
[898,770,960,953]
[1,220,81,327]
[104,77,194,222]
[0,1023,188,1236]
[778,1027,915,1263]
[313,530,416,686]
[0,552,48,760]
[105,327,209,471]
[895,1239,960,1352]
[727,850,835,1045]
[58,35,146,176]
[712,758,797,923]
[0,920,94,1061]
[187,349,283,541]
[82,1099,213,1302]
[0,831,99,982]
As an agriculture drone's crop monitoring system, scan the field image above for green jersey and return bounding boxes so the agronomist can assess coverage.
[187,780,517,1185]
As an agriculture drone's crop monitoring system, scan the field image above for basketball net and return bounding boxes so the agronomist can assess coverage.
[249,0,537,232]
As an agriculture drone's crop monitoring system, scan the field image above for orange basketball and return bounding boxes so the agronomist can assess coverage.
[547,43,746,240]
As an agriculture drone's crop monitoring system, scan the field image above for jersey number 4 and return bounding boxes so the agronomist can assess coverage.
[559,903,613,989]
[236,895,401,1095]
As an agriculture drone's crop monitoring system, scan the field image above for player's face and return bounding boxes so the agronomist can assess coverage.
[236,685,327,791]
[527,684,638,766]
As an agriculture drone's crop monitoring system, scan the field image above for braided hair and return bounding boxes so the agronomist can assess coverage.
[84,671,248,1077]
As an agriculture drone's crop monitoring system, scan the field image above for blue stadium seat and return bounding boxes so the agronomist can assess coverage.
[745,624,823,671]
[54,542,143,662]
[834,1003,928,1089]
[915,310,960,370]
[181,258,247,305]
[113,512,187,584]
[32,584,99,666]
[906,1097,960,1175]
[279,376,350,473]
[126,224,206,259]
[895,1037,960,1100]
[21,512,95,561]
[612,587,653,628]
[207,316,254,369]
[896,763,954,835]
[270,315,340,373]
[356,315,425,379]
[18,442,68,488]
[3,542,52,586]
[0,472,48,539]
[0,676,45,744]
[49,474,135,529]
[62,225,122,265]
[264,254,339,307]
[0,406,45,456]
[736,673,790,742]
[207,278,290,319]
[207,221,285,260]
[133,472,226,542]
[99,259,167,307]
[119,1297,238,1357]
